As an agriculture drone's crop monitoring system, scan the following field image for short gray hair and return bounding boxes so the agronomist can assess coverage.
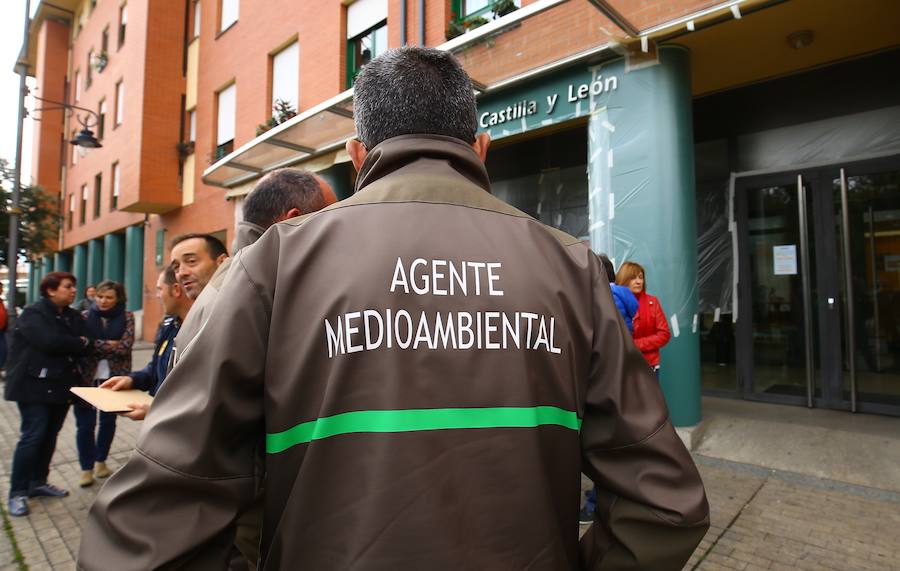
[353,47,477,149]
[243,169,328,228]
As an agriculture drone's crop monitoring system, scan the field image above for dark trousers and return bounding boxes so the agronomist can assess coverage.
[0,333,7,369]
[10,402,69,497]
[73,402,117,471]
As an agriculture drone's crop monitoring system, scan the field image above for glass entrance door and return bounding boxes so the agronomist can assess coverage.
[736,157,900,415]
[834,163,900,414]
[737,175,824,406]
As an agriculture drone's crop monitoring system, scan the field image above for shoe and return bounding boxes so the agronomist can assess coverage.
[94,462,111,478]
[79,471,94,487]
[579,505,594,524]
[28,483,69,498]
[7,496,28,517]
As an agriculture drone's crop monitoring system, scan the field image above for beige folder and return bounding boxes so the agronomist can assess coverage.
[70,387,154,413]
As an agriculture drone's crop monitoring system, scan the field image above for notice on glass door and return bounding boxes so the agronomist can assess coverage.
[773,245,798,275]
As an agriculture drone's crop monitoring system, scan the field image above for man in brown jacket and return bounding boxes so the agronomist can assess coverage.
[78,47,708,570]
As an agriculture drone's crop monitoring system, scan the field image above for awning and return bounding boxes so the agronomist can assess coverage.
[202,0,762,189]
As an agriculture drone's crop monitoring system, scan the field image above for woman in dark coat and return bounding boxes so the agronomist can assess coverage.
[4,272,91,517]
[74,280,134,487]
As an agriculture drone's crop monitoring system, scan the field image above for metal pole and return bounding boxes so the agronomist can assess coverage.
[7,0,32,328]
[868,204,881,373]
[797,175,815,408]
[400,0,407,46]
[839,169,857,412]
[418,0,425,46]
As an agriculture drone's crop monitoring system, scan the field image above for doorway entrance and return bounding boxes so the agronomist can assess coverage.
[735,156,900,415]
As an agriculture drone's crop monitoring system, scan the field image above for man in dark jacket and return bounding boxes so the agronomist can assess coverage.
[5,272,91,516]
[100,266,193,417]
[80,47,708,569]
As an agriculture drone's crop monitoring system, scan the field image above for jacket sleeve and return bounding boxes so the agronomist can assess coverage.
[128,361,154,392]
[623,290,638,321]
[579,258,709,570]
[633,298,671,353]
[17,307,87,355]
[93,313,135,357]
[78,255,269,570]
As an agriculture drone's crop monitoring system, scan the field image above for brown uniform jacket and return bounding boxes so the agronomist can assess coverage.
[78,135,708,570]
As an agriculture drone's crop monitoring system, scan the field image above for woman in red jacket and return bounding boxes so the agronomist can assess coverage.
[616,261,670,378]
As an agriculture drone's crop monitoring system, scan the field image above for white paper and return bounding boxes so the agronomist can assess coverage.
[670,314,680,338]
[95,359,110,381]
[773,245,798,275]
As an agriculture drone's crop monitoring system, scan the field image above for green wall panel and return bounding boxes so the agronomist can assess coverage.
[125,225,144,311]
[73,244,88,298]
[87,238,105,287]
[103,233,125,284]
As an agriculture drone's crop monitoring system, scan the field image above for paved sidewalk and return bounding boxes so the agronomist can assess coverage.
[0,354,897,569]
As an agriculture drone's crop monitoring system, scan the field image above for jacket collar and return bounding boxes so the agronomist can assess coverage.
[232,220,266,254]
[354,135,491,195]
[38,297,64,315]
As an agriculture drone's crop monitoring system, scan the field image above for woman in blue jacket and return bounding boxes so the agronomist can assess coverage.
[4,273,91,517]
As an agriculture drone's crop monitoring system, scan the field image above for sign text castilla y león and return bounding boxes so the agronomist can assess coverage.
[479,74,619,128]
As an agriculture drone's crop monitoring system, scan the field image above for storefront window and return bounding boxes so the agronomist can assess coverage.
[486,124,588,240]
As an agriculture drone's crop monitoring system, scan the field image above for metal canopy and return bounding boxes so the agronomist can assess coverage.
[202,0,752,189]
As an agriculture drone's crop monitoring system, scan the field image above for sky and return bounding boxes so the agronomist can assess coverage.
[0,1,35,184]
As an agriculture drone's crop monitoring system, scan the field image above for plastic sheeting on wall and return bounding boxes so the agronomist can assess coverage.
[586,47,701,426]
[736,105,900,174]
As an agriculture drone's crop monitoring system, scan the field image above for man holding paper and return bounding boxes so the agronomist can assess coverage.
[99,267,192,419]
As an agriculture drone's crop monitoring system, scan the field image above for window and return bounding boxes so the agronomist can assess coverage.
[458,0,520,20]
[271,42,299,112]
[80,185,88,225]
[115,80,124,126]
[118,4,127,48]
[193,1,201,39]
[93,173,102,219]
[188,109,196,143]
[220,0,238,33]
[86,50,93,88]
[71,130,79,165]
[98,99,106,139]
[155,229,166,266]
[67,194,74,231]
[74,70,81,102]
[215,83,236,159]
[346,0,387,87]
[111,162,120,210]
[102,26,110,53]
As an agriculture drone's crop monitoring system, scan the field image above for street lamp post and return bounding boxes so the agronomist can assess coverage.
[7,0,32,328]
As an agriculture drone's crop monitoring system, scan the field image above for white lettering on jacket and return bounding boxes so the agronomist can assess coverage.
[326,257,561,358]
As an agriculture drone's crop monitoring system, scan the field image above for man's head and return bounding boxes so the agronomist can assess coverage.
[346,46,490,170]
[597,254,616,283]
[170,233,228,300]
[156,266,192,318]
[85,285,96,299]
[242,169,337,228]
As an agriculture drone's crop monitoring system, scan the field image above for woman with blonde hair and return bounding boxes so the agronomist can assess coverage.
[616,261,670,378]
[74,280,134,487]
